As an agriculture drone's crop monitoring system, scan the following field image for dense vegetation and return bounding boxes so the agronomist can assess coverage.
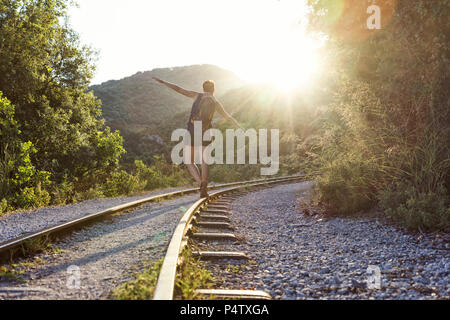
[0,0,189,215]
[91,65,324,182]
[306,0,449,231]
[91,65,242,165]
[1,0,448,232]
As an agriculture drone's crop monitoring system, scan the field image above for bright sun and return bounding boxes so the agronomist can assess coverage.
[69,0,321,87]
[236,36,320,91]
[225,0,322,91]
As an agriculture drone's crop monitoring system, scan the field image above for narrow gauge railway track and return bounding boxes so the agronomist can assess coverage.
[153,176,305,300]
[0,176,302,264]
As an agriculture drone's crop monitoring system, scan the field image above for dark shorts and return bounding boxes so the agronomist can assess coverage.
[187,126,212,147]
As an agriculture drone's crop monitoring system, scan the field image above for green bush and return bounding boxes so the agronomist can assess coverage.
[0,199,8,216]
[209,164,261,183]
[307,0,449,231]
[1,92,52,211]
[95,159,190,199]
[380,182,449,231]
[102,170,145,197]
[50,176,76,205]
[379,134,449,231]
[135,160,167,189]
[14,185,51,209]
[75,188,104,202]
[316,156,378,215]
[150,156,190,187]
[164,169,190,187]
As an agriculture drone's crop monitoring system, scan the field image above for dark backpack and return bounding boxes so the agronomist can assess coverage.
[188,94,215,131]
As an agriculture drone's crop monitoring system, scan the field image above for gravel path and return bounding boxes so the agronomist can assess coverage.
[195,181,450,300]
[0,192,201,300]
[0,187,190,243]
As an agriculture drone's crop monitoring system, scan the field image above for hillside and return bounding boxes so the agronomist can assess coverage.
[91,64,242,128]
[91,63,329,166]
[91,64,243,164]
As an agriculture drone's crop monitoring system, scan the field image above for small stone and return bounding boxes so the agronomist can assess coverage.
[351,279,367,289]
[320,267,330,274]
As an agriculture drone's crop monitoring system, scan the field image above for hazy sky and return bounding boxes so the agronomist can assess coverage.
[68,0,317,87]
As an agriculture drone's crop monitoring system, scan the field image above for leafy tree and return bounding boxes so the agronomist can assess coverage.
[0,0,125,186]
[0,92,51,209]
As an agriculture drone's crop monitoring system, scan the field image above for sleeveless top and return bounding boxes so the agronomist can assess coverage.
[187,93,216,133]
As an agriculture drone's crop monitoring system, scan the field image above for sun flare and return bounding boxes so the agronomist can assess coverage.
[222,0,322,91]
[234,36,321,91]
[70,0,322,88]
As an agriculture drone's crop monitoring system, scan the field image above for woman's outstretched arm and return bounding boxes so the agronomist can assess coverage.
[153,77,199,99]
[215,100,243,130]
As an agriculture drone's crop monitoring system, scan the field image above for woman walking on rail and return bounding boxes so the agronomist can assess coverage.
[153,77,242,198]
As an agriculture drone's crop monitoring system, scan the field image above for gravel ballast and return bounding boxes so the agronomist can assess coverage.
[0,187,189,243]
[0,192,201,300]
[195,181,450,300]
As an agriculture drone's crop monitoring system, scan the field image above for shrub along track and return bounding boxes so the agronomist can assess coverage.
[182,182,449,300]
[0,176,300,299]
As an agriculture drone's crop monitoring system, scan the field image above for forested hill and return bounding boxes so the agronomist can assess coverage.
[90,64,243,164]
[90,63,329,166]
[91,64,242,127]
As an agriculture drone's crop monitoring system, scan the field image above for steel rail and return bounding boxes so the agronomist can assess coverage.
[153,175,304,300]
[0,175,302,262]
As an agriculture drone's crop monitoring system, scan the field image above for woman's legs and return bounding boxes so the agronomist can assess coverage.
[199,146,210,197]
[184,145,210,197]
[185,145,201,185]
[201,146,209,185]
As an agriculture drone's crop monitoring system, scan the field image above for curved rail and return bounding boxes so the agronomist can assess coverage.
[153,175,304,300]
[0,175,302,263]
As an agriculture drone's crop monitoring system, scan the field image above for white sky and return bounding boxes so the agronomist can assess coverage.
[68,0,318,87]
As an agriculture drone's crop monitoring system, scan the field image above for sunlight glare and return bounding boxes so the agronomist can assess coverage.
[226,0,322,91]
[69,0,322,88]
[234,35,320,91]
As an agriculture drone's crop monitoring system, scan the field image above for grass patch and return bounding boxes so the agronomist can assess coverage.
[0,254,51,282]
[4,235,67,263]
[111,258,163,300]
[226,264,243,274]
[175,249,214,300]
[19,235,53,257]
[0,265,25,282]
[50,246,67,255]
[112,249,216,300]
